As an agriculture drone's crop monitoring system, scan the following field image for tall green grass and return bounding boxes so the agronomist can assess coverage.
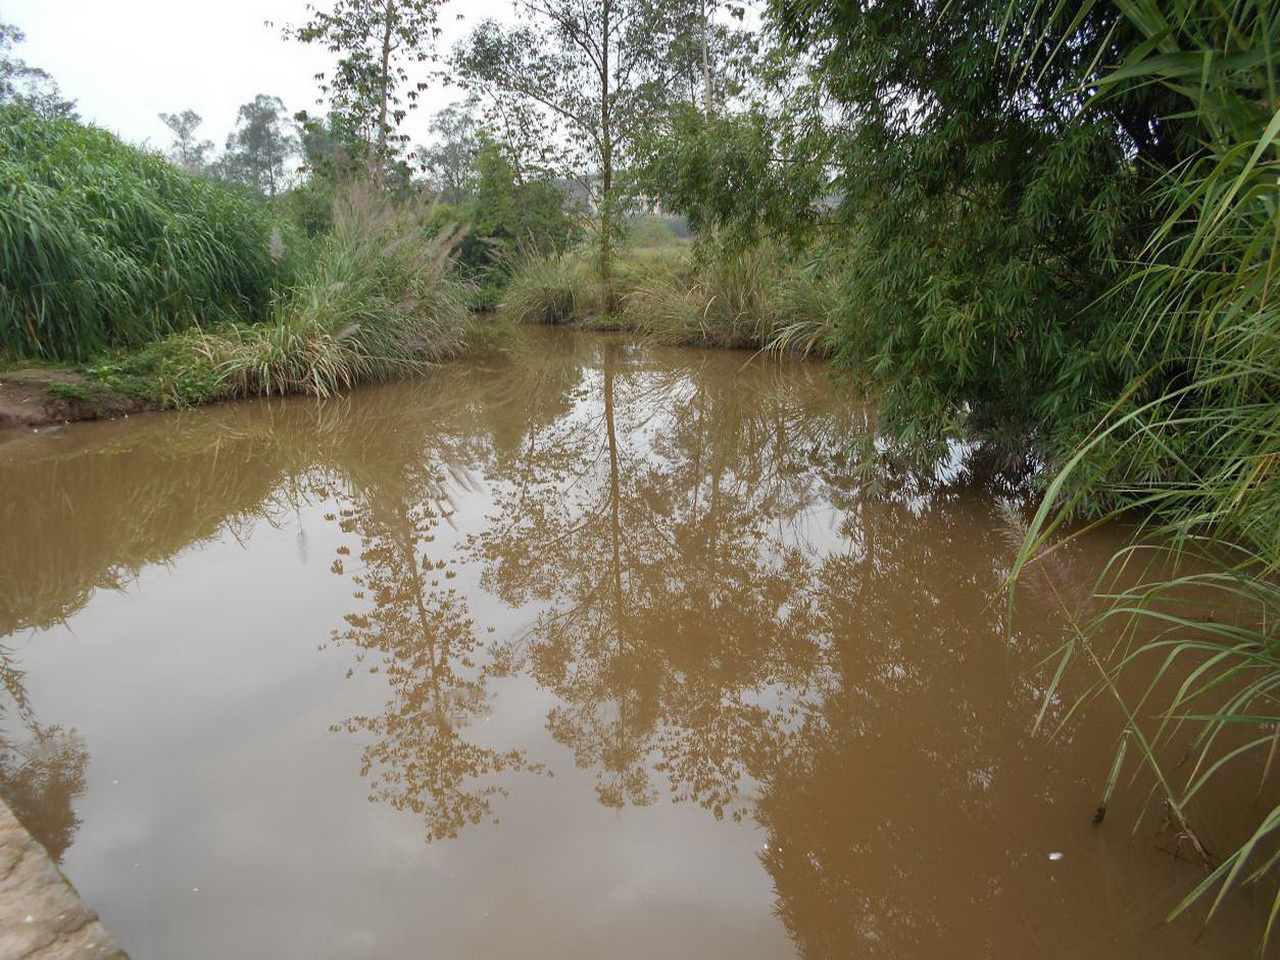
[0,105,292,361]
[92,183,471,405]
[1011,0,1280,941]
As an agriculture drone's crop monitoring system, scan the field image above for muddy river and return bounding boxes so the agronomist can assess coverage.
[0,329,1267,957]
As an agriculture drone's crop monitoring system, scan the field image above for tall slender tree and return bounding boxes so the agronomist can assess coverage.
[159,109,214,174]
[0,21,74,118]
[285,0,450,182]
[414,102,480,204]
[219,95,299,197]
[454,1,678,306]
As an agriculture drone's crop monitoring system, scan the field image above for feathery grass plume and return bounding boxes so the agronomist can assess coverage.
[249,181,470,393]
[0,104,292,361]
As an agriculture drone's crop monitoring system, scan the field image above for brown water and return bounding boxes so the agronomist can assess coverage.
[0,328,1268,958]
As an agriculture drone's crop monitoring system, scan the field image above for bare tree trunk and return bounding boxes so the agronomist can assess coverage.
[701,0,713,118]
[604,344,623,616]
[374,0,396,186]
[599,0,615,310]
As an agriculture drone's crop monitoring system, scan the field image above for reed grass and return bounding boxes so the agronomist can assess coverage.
[0,105,291,361]
[90,183,471,405]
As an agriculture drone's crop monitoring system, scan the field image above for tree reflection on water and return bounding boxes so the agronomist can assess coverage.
[315,332,1114,955]
[470,342,848,814]
[0,328,1185,956]
[0,645,87,863]
[319,388,545,843]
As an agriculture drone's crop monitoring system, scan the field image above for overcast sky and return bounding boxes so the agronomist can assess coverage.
[4,0,513,151]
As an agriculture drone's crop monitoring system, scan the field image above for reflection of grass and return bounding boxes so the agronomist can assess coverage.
[0,725,88,863]
[0,643,89,864]
[0,428,288,635]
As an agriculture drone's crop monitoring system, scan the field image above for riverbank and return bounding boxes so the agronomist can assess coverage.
[0,368,147,431]
[0,305,501,434]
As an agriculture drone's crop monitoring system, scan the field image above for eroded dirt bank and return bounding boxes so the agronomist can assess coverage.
[0,369,146,431]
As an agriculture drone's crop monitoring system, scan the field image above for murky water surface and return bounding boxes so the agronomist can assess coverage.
[0,329,1266,958]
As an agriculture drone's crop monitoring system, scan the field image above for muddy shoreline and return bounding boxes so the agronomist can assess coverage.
[0,369,147,431]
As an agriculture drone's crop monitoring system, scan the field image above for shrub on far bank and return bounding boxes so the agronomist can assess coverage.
[502,252,604,325]
[623,243,837,353]
[503,240,837,356]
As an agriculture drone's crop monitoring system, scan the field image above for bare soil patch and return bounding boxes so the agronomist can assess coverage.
[0,368,146,430]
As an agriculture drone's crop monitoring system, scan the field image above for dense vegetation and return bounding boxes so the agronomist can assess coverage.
[0,106,291,360]
[88,184,469,406]
[0,104,475,405]
[1,0,1278,939]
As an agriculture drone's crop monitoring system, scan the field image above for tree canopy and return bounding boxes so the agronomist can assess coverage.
[285,0,450,179]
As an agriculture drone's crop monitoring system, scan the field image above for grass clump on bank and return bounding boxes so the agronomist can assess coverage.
[502,252,603,325]
[0,105,294,361]
[503,238,836,356]
[89,185,471,407]
[622,244,838,354]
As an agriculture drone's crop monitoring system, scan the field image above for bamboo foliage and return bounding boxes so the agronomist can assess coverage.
[1013,0,1280,940]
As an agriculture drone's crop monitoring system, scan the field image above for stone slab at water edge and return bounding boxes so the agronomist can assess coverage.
[0,799,127,960]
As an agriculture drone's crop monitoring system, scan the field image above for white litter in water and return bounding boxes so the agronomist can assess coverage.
[1048,851,1064,861]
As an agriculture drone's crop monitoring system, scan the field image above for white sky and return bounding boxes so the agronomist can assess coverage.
[3,0,514,152]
